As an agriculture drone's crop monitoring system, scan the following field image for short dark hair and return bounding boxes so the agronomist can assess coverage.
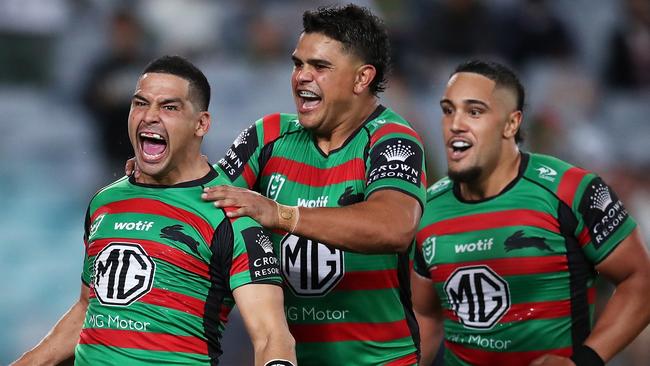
[303,4,391,96]
[453,60,526,144]
[142,55,210,111]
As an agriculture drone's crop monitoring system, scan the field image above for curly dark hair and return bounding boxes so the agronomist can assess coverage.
[303,4,391,96]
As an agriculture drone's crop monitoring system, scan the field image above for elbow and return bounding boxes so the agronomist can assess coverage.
[382,221,418,253]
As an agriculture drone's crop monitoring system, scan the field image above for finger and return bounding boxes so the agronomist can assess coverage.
[213,198,243,208]
[125,158,135,175]
[225,207,247,218]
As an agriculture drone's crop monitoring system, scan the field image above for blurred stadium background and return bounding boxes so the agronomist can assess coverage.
[0,0,648,364]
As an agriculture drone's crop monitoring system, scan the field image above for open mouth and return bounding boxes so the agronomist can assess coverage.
[139,131,167,161]
[297,89,321,111]
[449,139,472,160]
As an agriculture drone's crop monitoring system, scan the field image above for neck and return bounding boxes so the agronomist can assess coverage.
[459,146,521,201]
[315,98,378,153]
[137,154,210,186]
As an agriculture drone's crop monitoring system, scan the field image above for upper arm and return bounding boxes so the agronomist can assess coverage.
[365,124,426,211]
[233,283,288,342]
[595,228,650,285]
[366,189,422,231]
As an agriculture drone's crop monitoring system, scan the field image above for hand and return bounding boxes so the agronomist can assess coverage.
[202,185,280,229]
[529,354,575,366]
[124,157,139,178]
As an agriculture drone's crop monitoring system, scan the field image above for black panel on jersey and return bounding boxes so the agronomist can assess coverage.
[413,246,431,278]
[240,227,281,282]
[397,245,421,360]
[558,201,594,351]
[367,137,423,187]
[218,124,259,182]
[204,219,234,365]
[578,177,630,250]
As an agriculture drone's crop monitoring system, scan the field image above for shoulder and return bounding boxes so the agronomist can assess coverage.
[364,107,423,146]
[522,152,595,206]
[426,177,453,201]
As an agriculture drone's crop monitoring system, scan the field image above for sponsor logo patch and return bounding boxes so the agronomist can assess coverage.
[444,265,510,329]
[93,242,155,306]
[281,234,344,297]
[535,164,558,182]
[579,178,629,249]
[218,124,259,180]
[266,174,286,201]
[422,236,436,263]
[88,214,106,240]
[242,227,280,281]
[368,138,422,187]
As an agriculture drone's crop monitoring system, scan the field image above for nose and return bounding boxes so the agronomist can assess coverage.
[294,66,313,84]
[143,105,160,123]
[449,111,467,133]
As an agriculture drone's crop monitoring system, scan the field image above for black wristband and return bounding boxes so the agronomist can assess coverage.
[570,345,604,366]
[264,360,295,366]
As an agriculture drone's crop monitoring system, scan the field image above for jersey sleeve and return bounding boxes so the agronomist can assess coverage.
[563,170,637,264]
[227,216,283,290]
[365,123,426,208]
[215,114,283,189]
[81,205,93,286]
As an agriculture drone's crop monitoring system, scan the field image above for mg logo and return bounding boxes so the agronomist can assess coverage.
[444,265,510,329]
[266,174,286,201]
[281,234,344,297]
[93,242,155,306]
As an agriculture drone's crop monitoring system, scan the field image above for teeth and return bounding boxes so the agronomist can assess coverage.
[140,132,164,141]
[452,141,470,148]
[298,90,319,98]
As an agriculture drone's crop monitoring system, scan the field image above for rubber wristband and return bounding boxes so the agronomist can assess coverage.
[264,360,295,366]
[277,204,299,233]
[570,345,604,366]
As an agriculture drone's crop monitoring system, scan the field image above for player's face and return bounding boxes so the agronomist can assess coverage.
[128,73,203,182]
[291,32,363,135]
[440,72,518,183]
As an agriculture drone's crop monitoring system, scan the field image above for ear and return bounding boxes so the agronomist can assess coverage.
[353,64,377,94]
[503,110,522,140]
[195,111,211,137]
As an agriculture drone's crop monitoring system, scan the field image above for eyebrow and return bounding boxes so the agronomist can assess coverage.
[132,94,183,105]
[440,98,490,109]
[291,55,333,67]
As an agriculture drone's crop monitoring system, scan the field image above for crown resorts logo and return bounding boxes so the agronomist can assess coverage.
[257,233,274,254]
[380,140,415,162]
[233,129,250,148]
[589,183,613,212]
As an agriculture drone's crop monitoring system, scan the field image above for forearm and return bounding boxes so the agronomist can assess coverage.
[416,312,444,366]
[293,198,420,254]
[253,330,297,366]
[12,299,87,366]
[583,273,650,362]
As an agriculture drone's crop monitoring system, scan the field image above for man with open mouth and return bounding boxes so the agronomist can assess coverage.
[412,60,650,366]
[13,55,296,366]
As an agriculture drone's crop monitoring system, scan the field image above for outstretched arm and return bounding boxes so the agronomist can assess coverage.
[411,270,444,366]
[11,284,89,366]
[234,283,296,366]
[531,228,650,366]
[203,186,421,253]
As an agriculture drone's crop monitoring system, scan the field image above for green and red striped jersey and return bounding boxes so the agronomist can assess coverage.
[75,167,281,365]
[216,106,426,365]
[414,152,637,366]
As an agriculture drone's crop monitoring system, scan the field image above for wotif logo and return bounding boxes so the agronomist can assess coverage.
[114,221,154,231]
[535,165,557,182]
[380,140,415,162]
[455,238,494,253]
[297,196,328,208]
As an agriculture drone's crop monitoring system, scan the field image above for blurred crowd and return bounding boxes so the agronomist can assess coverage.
[0,0,648,365]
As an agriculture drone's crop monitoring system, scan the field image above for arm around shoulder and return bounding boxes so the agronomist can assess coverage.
[233,283,296,366]
[11,284,90,366]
